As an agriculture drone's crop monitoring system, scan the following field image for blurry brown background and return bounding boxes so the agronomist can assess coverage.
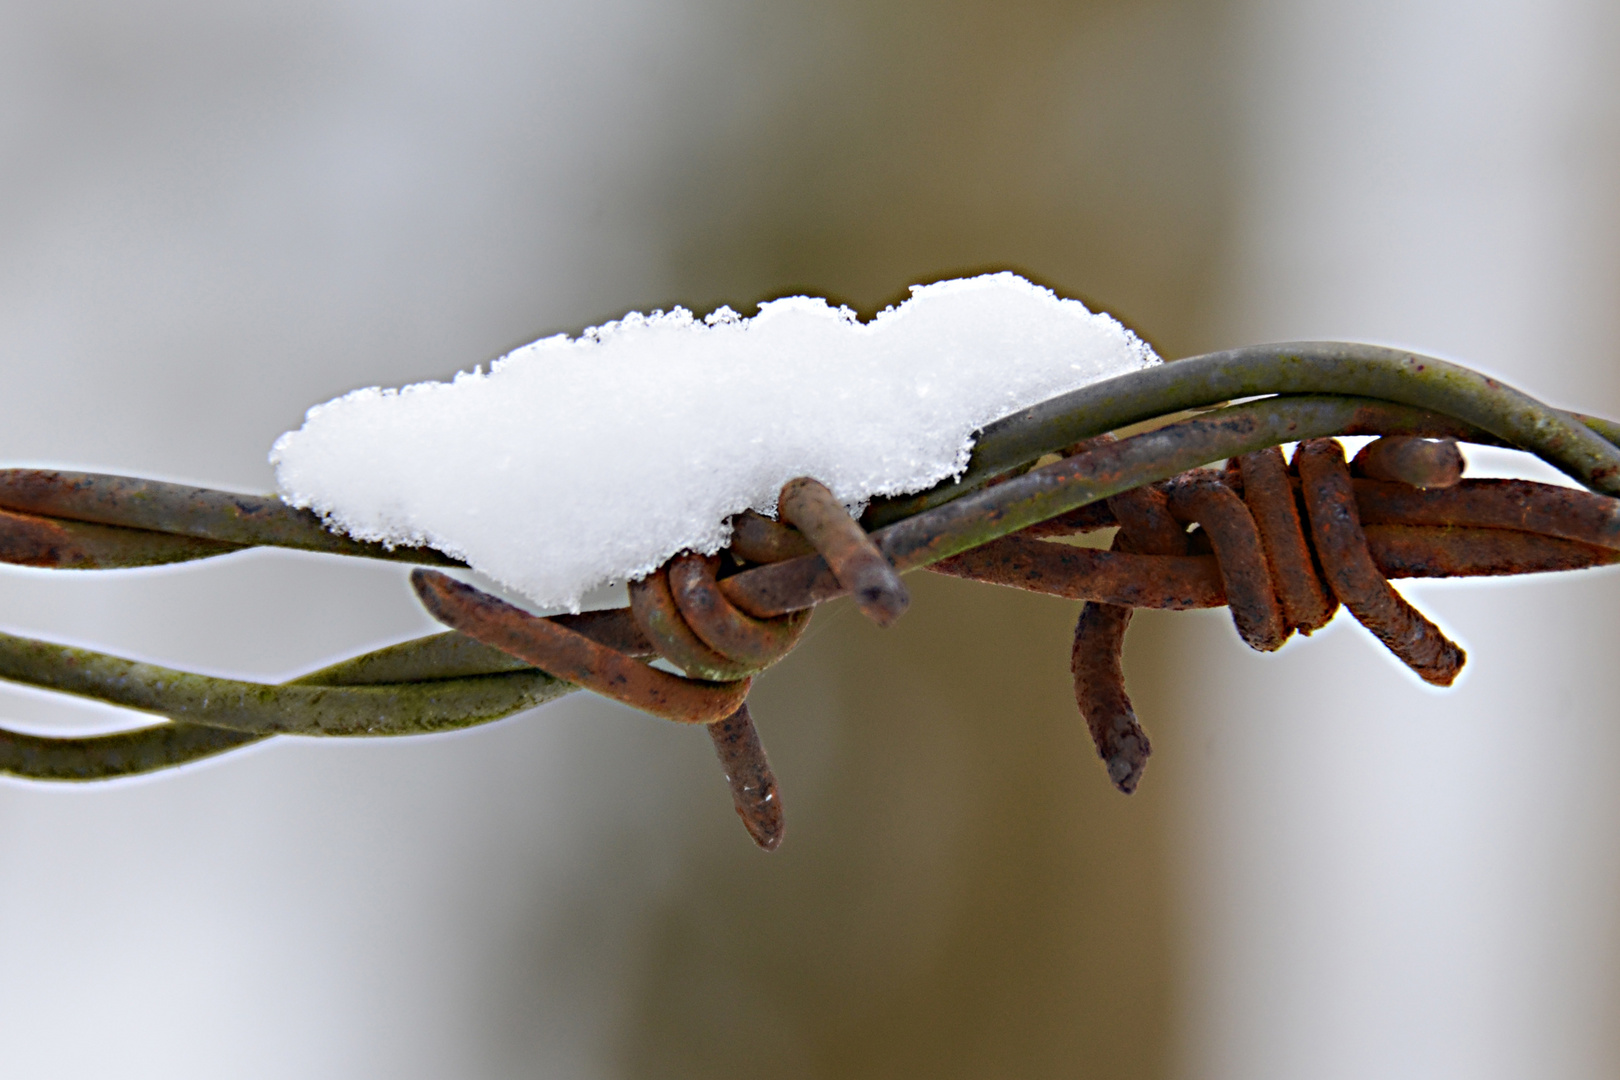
[0,1,1615,1077]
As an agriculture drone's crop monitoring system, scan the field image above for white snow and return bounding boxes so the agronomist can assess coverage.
[271,272,1159,610]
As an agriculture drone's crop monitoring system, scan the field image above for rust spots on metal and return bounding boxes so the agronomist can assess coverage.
[778,476,910,626]
[12,387,1620,840]
[550,608,658,657]
[1237,448,1337,634]
[411,569,749,724]
[727,510,815,564]
[1295,439,1466,686]
[623,554,800,849]
[1013,500,1117,538]
[420,552,802,852]
[928,536,1224,609]
[628,566,756,681]
[706,702,785,851]
[0,507,243,569]
[1354,477,1620,550]
[720,551,842,619]
[1166,471,1287,652]
[0,508,99,568]
[1107,483,1188,555]
[640,452,1617,808]
[1366,524,1620,578]
[668,553,811,668]
[1071,593,1149,794]
[1352,436,1465,489]
[1067,482,1192,793]
[0,469,459,565]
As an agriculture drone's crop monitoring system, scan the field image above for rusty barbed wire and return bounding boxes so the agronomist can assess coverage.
[1,344,1618,850]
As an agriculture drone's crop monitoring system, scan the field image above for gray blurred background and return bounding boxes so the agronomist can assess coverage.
[0,1,1616,1077]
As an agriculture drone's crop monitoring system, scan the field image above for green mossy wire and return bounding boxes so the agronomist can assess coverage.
[720,394,1611,615]
[5,343,1620,779]
[880,395,1492,567]
[866,343,1620,526]
[0,631,575,781]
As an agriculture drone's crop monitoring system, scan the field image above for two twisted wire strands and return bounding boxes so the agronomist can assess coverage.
[417,566,790,849]
[0,607,665,779]
[414,478,854,850]
[1,346,1619,835]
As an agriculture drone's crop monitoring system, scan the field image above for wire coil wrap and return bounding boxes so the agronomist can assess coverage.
[0,345,1618,845]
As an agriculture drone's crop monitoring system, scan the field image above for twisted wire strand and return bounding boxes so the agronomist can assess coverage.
[1,345,1619,843]
[1297,439,1466,685]
[416,519,818,849]
[0,615,646,778]
[1237,447,1337,633]
[863,341,1620,526]
[937,439,1620,789]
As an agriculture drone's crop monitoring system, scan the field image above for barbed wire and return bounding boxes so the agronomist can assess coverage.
[1,343,1616,850]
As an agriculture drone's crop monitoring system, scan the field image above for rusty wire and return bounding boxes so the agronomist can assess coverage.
[2,343,1619,850]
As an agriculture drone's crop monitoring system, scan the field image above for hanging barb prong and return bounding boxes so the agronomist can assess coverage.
[706,701,785,851]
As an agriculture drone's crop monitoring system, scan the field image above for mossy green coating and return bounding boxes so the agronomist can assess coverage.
[865,344,1620,526]
[297,631,541,684]
[0,630,570,737]
[1576,412,1620,448]
[6,343,1619,780]
[0,630,576,781]
[878,396,1517,569]
[726,395,1537,616]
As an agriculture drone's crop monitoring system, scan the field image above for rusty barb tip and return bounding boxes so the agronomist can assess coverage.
[778,476,910,627]
[1353,436,1465,490]
[707,702,785,851]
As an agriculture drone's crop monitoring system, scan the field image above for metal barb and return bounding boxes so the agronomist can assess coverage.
[1353,436,1466,489]
[2,343,1620,842]
[779,476,910,626]
[707,702,785,851]
[1296,439,1466,686]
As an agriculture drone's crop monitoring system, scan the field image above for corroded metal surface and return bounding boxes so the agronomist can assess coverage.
[1070,595,1146,794]
[1297,439,1466,686]
[1352,436,1465,489]
[3,343,1620,843]
[1366,525,1620,578]
[1238,447,1336,634]
[1354,478,1620,549]
[779,476,909,626]
[706,703,784,851]
[411,569,748,724]
[630,565,758,681]
[928,538,1223,608]
[667,554,810,667]
[0,470,460,564]
[727,509,815,564]
[1067,485,1192,794]
[0,506,241,569]
[732,394,1550,617]
[1166,471,1286,652]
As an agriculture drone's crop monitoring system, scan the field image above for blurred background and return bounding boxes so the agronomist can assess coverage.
[0,0,1617,1076]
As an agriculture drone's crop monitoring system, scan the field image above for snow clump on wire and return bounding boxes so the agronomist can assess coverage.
[271,272,1159,611]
